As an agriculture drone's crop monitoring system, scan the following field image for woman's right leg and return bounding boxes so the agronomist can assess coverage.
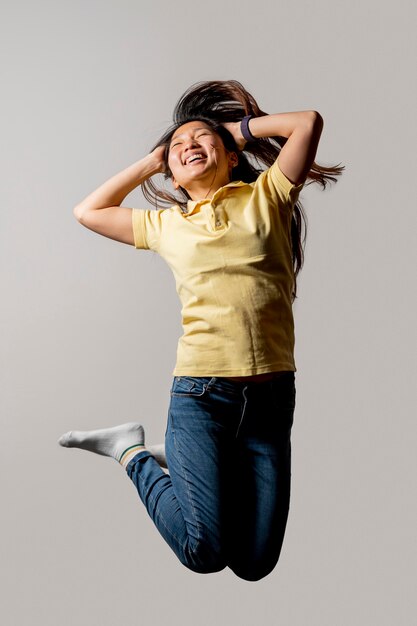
[59,376,248,575]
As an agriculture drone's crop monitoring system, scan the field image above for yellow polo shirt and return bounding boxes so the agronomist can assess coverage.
[132,159,304,376]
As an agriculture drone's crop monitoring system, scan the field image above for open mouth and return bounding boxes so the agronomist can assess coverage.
[184,153,207,165]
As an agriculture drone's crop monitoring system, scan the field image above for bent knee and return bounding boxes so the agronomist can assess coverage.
[190,560,227,575]
[229,557,279,582]
[180,540,227,575]
[231,565,275,581]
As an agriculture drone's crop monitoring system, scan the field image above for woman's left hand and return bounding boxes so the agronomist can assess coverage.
[222,121,247,151]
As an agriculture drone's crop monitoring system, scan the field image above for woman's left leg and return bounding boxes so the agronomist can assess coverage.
[225,373,296,582]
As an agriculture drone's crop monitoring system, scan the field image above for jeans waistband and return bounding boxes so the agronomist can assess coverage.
[173,372,295,397]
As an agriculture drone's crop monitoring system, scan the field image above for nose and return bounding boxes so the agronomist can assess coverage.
[183,137,200,151]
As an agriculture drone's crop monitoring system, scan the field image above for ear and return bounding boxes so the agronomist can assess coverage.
[228,151,239,168]
[171,176,180,191]
[227,152,239,172]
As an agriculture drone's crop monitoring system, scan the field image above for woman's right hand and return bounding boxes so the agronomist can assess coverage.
[149,145,167,174]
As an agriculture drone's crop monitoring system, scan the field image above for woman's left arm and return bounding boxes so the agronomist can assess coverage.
[225,111,324,186]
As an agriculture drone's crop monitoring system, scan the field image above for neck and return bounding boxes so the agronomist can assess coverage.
[184,171,231,202]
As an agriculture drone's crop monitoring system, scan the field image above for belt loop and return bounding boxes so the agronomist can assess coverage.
[235,384,249,439]
[205,377,217,391]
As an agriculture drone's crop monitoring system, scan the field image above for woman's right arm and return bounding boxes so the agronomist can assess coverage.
[73,146,165,245]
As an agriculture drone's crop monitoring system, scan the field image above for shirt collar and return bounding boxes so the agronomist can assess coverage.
[185,180,249,215]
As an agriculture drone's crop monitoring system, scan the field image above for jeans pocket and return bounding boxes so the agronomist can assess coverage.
[170,376,209,397]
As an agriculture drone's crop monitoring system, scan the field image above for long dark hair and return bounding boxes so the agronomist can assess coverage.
[142,80,344,300]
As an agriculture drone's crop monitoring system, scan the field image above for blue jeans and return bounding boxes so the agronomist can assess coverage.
[126,372,296,581]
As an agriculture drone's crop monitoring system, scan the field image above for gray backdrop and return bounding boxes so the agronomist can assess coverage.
[1,1,416,624]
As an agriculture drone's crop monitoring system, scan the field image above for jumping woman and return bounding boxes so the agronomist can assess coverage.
[59,80,343,581]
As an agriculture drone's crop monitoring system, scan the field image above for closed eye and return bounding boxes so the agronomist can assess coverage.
[170,132,211,148]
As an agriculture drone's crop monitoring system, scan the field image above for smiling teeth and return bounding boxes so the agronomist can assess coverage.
[186,154,205,164]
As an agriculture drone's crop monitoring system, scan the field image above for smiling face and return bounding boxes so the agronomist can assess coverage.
[167,120,238,200]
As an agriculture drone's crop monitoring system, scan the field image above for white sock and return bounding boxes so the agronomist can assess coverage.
[147,443,167,469]
[58,422,147,468]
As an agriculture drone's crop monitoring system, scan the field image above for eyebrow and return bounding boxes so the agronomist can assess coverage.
[170,127,210,143]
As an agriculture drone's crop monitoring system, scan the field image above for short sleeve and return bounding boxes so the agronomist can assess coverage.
[266,159,305,206]
[132,208,163,251]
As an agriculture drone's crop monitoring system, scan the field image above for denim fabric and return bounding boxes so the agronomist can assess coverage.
[126,372,295,581]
